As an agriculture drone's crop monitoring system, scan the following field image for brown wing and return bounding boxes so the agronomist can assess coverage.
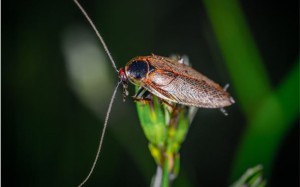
[141,61,234,108]
[146,55,221,86]
[131,54,226,91]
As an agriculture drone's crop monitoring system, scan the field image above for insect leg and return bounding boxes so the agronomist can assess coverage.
[223,84,230,91]
[223,84,235,104]
[134,86,147,98]
[178,56,185,65]
[133,87,152,102]
[220,108,228,116]
[169,54,190,66]
[174,55,190,66]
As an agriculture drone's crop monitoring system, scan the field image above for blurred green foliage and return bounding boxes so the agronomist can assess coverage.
[203,0,299,182]
[231,165,266,187]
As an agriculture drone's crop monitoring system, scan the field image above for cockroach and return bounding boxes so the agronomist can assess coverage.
[120,55,234,108]
[73,0,234,186]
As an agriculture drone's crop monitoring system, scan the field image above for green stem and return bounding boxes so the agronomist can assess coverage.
[162,154,169,187]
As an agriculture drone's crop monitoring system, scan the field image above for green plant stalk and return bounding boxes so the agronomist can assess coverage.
[231,61,299,180]
[162,155,169,187]
[136,87,195,187]
[203,0,299,181]
[230,165,266,187]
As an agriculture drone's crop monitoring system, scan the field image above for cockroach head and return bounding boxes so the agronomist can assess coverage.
[118,68,129,101]
[118,68,127,82]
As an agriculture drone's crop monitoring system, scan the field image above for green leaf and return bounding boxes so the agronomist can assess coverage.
[231,165,266,187]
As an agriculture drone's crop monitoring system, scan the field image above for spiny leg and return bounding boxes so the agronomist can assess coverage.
[220,108,228,116]
[133,87,152,103]
[219,84,235,115]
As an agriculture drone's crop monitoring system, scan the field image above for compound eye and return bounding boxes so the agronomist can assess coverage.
[127,60,148,80]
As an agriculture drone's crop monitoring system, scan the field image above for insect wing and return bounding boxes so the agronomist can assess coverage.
[148,55,220,87]
[142,56,233,108]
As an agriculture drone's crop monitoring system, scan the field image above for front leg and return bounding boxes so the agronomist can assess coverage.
[133,87,152,103]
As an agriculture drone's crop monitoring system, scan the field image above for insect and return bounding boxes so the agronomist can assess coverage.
[73,0,234,186]
[120,55,234,108]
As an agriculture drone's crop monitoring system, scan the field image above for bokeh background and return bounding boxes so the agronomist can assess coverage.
[3,0,299,186]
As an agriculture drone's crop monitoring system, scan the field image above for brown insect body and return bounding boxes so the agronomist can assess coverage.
[119,54,235,108]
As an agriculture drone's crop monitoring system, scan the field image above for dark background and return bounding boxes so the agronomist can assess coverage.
[3,0,299,186]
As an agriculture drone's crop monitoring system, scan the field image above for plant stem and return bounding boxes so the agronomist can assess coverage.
[162,153,169,187]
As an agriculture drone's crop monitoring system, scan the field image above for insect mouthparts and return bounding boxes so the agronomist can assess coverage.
[118,68,127,82]
[118,68,129,101]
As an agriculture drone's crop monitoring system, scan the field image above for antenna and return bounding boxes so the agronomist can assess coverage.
[73,0,122,186]
[78,81,121,187]
[73,0,118,72]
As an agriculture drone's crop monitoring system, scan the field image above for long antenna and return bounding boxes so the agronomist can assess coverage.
[78,81,121,187]
[73,0,118,72]
[73,1,122,185]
